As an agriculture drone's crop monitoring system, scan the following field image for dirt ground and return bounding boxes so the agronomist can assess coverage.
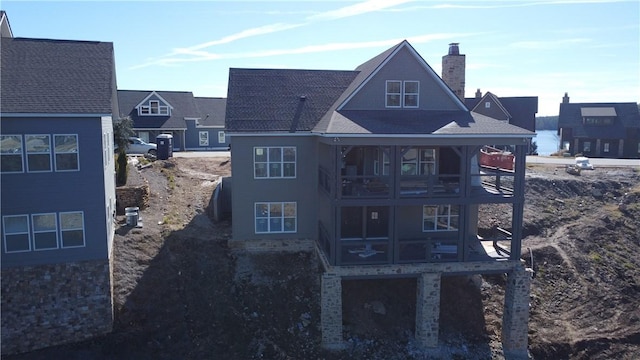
[7,157,640,360]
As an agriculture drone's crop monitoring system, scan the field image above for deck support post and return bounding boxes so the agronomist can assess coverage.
[320,273,346,350]
[502,265,533,358]
[415,272,441,348]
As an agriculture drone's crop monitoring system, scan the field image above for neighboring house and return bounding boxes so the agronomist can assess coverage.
[558,93,640,158]
[0,13,118,355]
[117,90,227,151]
[225,40,534,356]
[465,90,538,133]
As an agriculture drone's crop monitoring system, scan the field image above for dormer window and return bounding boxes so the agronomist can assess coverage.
[581,107,615,126]
[139,100,170,116]
[386,80,419,108]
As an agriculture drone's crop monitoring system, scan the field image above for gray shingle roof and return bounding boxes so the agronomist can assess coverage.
[318,110,533,136]
[194,97,226,127]
[225,40,535,137]
[465,94,538,132]
[558,102,640,139]
[1,37,116,114]
[225,68,358,132]
[118,90,201,130]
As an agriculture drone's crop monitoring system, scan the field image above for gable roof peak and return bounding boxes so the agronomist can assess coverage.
[135,90,174,110]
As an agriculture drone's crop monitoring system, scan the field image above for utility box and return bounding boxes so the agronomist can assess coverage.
[156,134,173,160]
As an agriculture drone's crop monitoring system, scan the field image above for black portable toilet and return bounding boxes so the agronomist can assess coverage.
[156,134,173,160]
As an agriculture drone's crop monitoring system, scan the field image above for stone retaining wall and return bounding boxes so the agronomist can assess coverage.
[1,258,114,355]
[115,181,149,214]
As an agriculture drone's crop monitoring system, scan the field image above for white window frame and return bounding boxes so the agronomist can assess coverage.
[0,134,24,173]
[603,142,610,153]
[54,134,79,171]
[254,202,297,234]
[139,100,170,116]
[423,205,459,232]
[403,81,420,108]
[218,131,226,144]
[32,213,59,251]
[385,80,402,108]
[402,147,436,175]
[3,215,31,253]
[253,146,296,179]
[199,131,209,146]
[386,80,420,108]
[138,131,150,143]
[25,134,52,173]
[60,211,85,248]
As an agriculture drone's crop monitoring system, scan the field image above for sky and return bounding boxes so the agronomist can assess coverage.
[2,0,639,116]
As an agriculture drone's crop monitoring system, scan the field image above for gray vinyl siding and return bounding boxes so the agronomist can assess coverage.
[0,116,110,268]
[342,46,461,111]
[230,135,318,241]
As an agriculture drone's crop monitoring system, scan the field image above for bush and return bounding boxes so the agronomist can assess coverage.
[116,151,128,186]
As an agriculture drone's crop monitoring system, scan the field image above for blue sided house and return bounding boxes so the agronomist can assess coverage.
[118,90,227,151]
[0,11,118,355]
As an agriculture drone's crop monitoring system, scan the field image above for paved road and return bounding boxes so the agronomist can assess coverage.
[526,156,640,167]
[171,151,639,168]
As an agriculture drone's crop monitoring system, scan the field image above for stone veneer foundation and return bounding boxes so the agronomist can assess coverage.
[1,258,114,355]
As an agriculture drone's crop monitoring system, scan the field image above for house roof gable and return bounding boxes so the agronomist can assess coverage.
[337,40,467,111]
[465,94,538,132]
[470,92,512,120]
[134,91,174,111]
[118,90,200,130]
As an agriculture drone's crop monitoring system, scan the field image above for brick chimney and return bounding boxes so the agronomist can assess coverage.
[475,89,482,99]
[442,43,466,101]
[562,92,570,103]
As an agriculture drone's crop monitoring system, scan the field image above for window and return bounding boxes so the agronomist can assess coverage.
[485,102,491,108]
[386,80,401,107]
[404,81,419,107]
[254,146,296,178]
[401,148,436,175]
[60,212,85,248]
[1,135,23,173]
[54,135,79,171]
[3,215,30,253]
[423,205,459,232]
[32,213,58,250]
[138,131,150,143]
[603,142,610,153]
[583,141,591,152]
[386,80,419,108]
[583,117,614,125]
[255,202,297,233]
[25,135,51,172]
[199,131,209,146]
[374,150,390,176]
[218,131,226,144]
[139,100,170,116]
